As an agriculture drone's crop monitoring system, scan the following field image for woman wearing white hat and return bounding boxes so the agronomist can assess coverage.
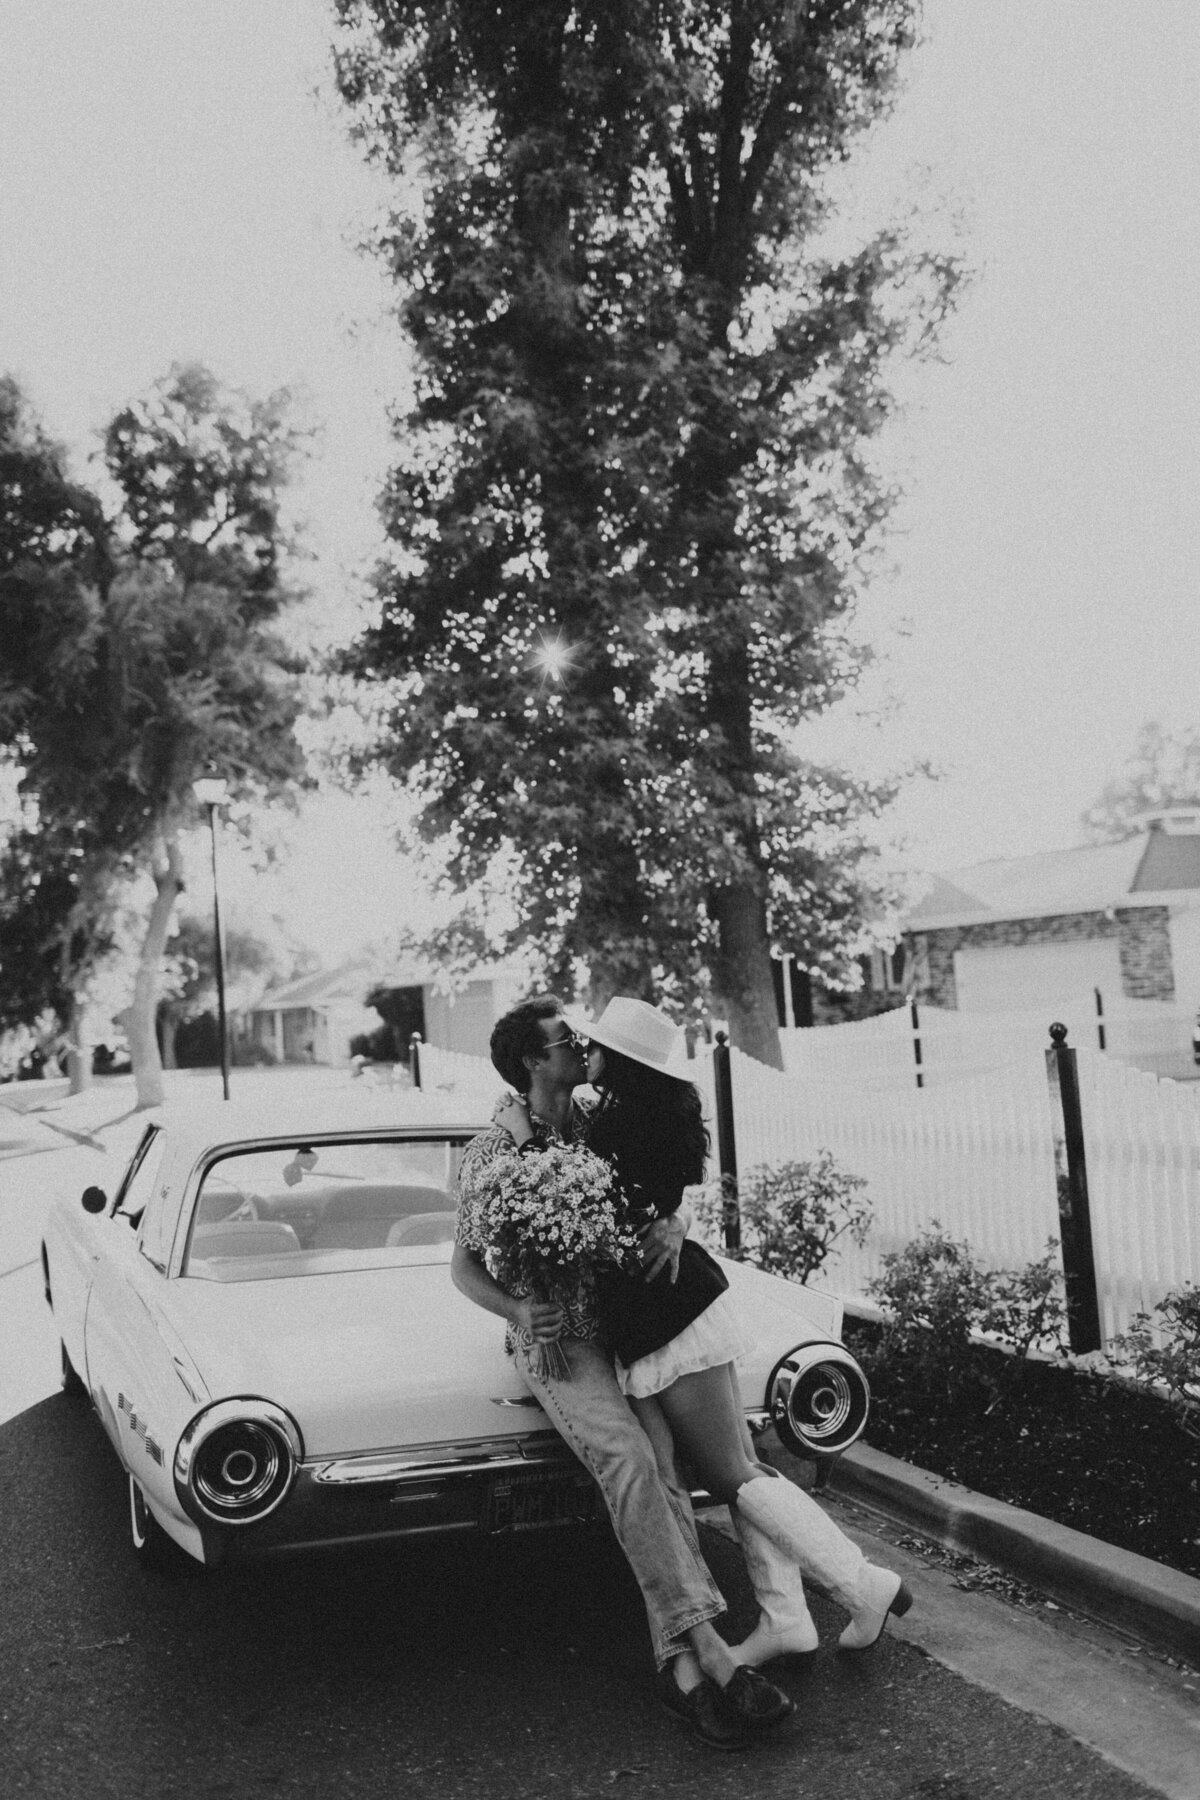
[502,994,911,1670]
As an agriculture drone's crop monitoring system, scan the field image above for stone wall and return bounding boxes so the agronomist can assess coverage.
[906,907,1174,1008]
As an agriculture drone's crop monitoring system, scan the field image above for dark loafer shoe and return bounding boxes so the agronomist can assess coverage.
[656,1665,747,1750]
[716,1664,795,1730]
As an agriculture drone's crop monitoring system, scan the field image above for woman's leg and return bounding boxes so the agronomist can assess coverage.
[644,1364,820,1663]
[642,1365,761,1508]
[651,1362,908,1659]
[736,1469,913,1652]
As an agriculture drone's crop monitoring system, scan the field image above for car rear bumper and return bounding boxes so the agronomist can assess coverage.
[204,1431,604,1563]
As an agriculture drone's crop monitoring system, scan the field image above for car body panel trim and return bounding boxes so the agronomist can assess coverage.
[118,1390,164,1465]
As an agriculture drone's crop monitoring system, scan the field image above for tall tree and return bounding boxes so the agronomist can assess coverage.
[334,0,959,1061]
[0,366,309,1105]
[0,378,125,1089]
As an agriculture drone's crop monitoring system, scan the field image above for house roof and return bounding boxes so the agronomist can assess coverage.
[1131,829,1200,891]
[252,962,373,1013]
[905,829,1200,932]
[251,957,527,1016]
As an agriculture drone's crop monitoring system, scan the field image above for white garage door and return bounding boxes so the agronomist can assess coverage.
[953,939,1123,1039]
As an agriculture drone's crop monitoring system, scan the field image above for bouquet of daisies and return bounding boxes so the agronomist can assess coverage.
[479,1143,642,1380]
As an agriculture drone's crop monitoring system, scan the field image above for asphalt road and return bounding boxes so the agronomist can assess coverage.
[0,1395,1169,1800]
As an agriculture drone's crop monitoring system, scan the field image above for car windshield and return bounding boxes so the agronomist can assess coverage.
[182,1137,464,1282]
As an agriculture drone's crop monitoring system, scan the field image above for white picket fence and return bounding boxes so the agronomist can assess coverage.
[780,1000,1200,1088]
[416,1041,506,1117]
[724,1045,1060,1301]
[415,1027,1200,1345]
[1075,1048,1200,1341]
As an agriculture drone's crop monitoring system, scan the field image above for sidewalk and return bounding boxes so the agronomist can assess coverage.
[700,1462,1200,1800]
[828,1441,1200,1668]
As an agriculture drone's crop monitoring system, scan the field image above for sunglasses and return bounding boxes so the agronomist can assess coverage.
[542,1029,589,1053]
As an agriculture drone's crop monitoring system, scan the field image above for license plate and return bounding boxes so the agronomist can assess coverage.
[485,1467,602,1533]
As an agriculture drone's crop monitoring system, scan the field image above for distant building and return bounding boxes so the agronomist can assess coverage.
[242,958,526,1067]
[891,807,1200,1076]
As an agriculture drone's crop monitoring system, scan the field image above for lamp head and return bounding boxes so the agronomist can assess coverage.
[192,776,229,808]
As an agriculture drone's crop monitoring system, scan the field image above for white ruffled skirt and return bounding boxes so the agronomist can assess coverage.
[615,1287,762,1399]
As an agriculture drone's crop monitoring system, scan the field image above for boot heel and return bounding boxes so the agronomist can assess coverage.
[837,1572,913,1652]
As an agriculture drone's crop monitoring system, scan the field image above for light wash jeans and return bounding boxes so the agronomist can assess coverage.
[514,1335,725,1670]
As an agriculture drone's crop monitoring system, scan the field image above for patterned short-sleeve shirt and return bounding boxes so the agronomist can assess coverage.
[455,1097,598,1353]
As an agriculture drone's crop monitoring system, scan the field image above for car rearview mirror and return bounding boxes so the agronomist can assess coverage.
[81,1186,108,1214]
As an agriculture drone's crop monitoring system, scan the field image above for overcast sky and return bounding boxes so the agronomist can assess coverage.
[2,1,1197,955]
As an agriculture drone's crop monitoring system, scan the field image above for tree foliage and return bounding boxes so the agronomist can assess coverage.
[334,0,961,1059]
[0,365,309,1103]
[1082,720,1200,843]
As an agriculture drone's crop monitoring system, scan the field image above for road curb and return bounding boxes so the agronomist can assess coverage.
[828,1441,1200,1666]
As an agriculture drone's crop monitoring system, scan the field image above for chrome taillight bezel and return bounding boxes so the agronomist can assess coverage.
[766,1340,870,1458]
[174,1399,302,1527]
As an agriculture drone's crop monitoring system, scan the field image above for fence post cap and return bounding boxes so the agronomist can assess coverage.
[715,1029,729,1046]
[1049,1022,1069,1046]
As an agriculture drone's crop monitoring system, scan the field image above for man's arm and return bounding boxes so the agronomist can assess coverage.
[450,1243,565,1341]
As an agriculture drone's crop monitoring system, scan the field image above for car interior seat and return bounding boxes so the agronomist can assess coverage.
[190,1221,302,1259]
[310,1184,452,1250]
[385,1212,457,1247]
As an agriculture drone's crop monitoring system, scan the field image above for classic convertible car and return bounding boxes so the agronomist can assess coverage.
[41,1095,870,1572]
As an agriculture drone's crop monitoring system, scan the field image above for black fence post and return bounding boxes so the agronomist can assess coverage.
[713,1030,740,1252]
[1044,1023,1103,1353]
[910,997,924,1089]
[410,1032,423,1090]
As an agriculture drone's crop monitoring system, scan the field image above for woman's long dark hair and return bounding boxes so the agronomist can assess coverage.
[588,1045,709,1204]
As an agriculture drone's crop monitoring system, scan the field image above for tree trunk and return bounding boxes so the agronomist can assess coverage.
[709,880,783,1068]
[64,994,90,1095]
[585,949,656,1015]
[703,609,783,1067]
[124,834,184,1109]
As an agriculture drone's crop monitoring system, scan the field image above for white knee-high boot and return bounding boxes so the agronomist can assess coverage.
[736,1474,912,1652]
[729,1509,820,1665]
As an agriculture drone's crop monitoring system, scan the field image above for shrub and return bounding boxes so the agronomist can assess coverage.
[978,1247,1068,1362]
[866,1225,1066,1405]
[350,1024,396,1062]
[696,1150,871,1286]
[1113,1284,1200,1441]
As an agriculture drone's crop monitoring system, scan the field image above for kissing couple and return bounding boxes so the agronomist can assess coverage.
[452,993,911,1750]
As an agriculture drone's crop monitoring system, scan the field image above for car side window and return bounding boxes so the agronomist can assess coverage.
[113,1130,169,1259]
[112,1127,160,1216]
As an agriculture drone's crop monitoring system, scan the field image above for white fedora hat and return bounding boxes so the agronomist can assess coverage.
[567,997,693,1080]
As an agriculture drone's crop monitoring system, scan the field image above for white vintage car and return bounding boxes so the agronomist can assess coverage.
[40,1095,869,1572]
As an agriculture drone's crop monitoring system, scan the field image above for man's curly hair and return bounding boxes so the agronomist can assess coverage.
[489,993,565,1094]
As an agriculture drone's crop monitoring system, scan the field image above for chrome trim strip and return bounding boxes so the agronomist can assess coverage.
[310,1433,570,1488]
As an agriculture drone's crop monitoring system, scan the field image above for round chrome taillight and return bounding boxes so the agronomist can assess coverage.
[767,1341,870,1458]
[175,1400,301,1526]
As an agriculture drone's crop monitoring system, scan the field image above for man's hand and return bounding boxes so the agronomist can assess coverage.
[512,1295,565,1341]
[640,1213,685,1284]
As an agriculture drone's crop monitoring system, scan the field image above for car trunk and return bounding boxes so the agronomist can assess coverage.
[162,1262,543,1457]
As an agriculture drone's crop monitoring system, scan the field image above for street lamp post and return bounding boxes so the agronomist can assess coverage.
[192,776,230,1101]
